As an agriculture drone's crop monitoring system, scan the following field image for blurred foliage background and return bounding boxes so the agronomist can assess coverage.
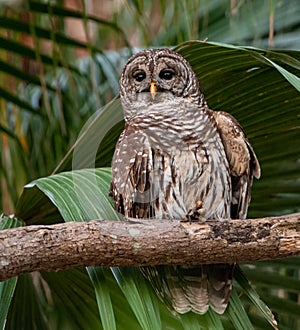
[0,0,299,329]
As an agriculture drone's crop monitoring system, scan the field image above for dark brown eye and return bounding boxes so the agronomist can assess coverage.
[159,69,175,80]
[133,70,146,82]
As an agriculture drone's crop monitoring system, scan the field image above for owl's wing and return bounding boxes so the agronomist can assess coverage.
[212,110,260,219]
[201,111,261,314]
[110,128,153,218]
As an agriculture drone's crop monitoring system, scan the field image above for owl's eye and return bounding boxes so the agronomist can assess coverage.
[133,70,146,82]
[159,69,175,80]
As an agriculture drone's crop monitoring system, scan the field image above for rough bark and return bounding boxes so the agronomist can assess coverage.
[0,213,299,281]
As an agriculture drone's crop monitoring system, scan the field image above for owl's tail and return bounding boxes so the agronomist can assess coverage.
[141,264,234,315]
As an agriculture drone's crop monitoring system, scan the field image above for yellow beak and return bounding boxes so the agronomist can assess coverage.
[150,82,157,100]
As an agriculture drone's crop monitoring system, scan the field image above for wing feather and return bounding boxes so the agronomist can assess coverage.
[212,110,260,219]
[110,128,153,218]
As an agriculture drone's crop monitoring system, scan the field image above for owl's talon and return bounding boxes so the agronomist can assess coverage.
[182,201,206,223]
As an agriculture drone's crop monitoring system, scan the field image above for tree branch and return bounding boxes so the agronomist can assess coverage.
[0,213,299,281]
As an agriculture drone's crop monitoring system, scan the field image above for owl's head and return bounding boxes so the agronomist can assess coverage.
[120,48,204,114]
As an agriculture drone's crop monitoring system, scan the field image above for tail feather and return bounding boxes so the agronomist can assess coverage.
[207,264,235,314]
[178,266,209,314]
[165,266,191,313]
[141,264,234,315]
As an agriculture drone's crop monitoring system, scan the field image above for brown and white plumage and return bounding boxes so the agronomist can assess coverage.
[110,48,260,314]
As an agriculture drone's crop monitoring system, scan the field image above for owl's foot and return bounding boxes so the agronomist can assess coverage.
[182,201,206,223]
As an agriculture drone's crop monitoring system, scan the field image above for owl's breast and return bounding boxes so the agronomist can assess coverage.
[111,108,232,220]
[151,137,232,221]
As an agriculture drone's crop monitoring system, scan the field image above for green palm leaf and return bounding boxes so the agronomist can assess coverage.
[225,288,254,330]
[86,267,116,330]
[6,269,103,330]
[111,267,161,330]
[234,266,277,329]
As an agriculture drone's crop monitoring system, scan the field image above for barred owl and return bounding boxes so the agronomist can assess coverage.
[110,48,260,314]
